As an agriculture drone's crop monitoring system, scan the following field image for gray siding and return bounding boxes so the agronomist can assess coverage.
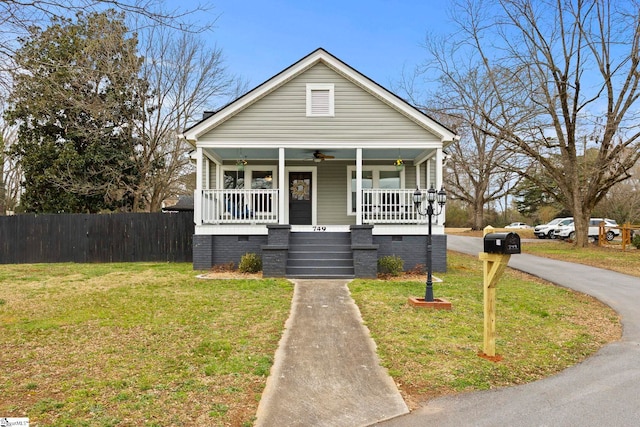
[315,161,418,225]
[317,162,352,224]
[201,63,438,143]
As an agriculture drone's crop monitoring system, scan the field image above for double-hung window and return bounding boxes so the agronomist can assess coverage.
[222,167,277,217]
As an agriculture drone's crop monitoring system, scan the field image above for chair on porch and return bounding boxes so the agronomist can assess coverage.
[225,195,253,219]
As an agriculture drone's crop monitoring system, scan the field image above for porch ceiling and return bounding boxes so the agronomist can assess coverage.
[205,147,431,162]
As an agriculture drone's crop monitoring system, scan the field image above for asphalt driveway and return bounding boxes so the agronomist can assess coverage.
[375,235,640,426]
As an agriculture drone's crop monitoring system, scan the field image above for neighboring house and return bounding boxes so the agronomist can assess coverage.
[180,48,458,278]
[161,195,194,213]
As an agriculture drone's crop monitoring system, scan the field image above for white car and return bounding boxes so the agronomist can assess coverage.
[555,218,620,241]
[534,217,570,239]
[505,222,531,229]
[552,218,577,239]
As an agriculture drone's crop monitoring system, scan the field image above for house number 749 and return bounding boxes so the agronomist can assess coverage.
[313,226,327,232]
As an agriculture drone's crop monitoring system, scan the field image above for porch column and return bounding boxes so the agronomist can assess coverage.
[194,147,203,225]
[435,147,443,189]
[436,147,445,223]
[278,147,286,225]
[356,148,363,225]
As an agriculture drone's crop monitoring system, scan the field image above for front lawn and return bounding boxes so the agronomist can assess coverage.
[524,241,640,278]
[350,252,621,408]
[0,263,293,427]
[0,256,621,423]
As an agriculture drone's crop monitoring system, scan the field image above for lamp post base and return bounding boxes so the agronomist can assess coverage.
[408,297,452,310]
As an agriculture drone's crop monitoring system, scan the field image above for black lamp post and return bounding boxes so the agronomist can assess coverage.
[413,185,447,302]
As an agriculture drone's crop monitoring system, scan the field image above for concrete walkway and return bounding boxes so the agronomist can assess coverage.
[255,279,408,427]
[375,235,640,426]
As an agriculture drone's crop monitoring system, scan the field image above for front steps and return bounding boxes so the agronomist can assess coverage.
[286,232,355,279]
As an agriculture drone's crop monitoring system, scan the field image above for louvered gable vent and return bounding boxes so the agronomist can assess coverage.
[311,89,330,115]
[306,83,334,117]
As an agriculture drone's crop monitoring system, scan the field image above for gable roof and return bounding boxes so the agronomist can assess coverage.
[181,48,457,143]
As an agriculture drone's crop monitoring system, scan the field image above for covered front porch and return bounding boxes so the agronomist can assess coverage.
[193,146,447,232]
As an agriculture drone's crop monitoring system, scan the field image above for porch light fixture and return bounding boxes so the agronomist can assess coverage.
[413,185,447,302]
[236,158,247,171]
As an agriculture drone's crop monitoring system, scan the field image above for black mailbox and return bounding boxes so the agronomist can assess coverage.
[484,232,521,254]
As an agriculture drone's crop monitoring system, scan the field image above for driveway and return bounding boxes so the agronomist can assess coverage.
[375,235,640,426]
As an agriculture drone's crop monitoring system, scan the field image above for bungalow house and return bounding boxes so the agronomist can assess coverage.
[181,48,457,278]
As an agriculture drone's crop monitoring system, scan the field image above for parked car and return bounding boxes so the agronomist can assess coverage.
[552,218,576,239]
[534,217,570,239]
[505,222,531,229]
[555,218,620,241]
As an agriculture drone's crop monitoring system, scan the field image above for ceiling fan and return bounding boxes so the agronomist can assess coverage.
[310,150,335,162]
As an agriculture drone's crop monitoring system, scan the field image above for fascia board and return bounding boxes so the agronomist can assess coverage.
[183,50,329,141]
[318,54,458,142]
[184,48,458,143]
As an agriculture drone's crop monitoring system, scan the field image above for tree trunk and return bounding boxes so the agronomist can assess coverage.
[0,149,5,216]
[572,208,590,247]
[473,199,484,230]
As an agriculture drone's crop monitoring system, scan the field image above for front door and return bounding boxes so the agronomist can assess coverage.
[289,172,312,225]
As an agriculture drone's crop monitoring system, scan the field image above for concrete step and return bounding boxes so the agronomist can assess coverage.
[287,258,354,267]
[287,251,353,260]
[288,244,351,252]
[285,266,355,277]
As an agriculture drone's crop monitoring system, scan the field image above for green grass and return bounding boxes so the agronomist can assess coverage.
[350,252,620,403]
[524,241,640,278]
[0,263,293,426]
[0,254,622,421]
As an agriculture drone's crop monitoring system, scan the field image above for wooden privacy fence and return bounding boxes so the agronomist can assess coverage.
[0,212,194,264]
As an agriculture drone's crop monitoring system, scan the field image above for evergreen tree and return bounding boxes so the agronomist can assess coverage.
[5,11,146,213]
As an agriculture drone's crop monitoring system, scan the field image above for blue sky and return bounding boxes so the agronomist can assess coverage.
[183,1,452,92]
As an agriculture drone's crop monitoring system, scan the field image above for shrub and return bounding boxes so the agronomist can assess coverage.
[377,255,404,277]
[238,253,262,273]
[632,233,640,249]
[406,263,425,275]
[211,262,235,272]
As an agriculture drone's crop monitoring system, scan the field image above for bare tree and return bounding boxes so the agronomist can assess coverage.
[0,0,213,94]
[422,0,640,246]
[1,119,20,213]
[402,67,526,229]
[594,159,640,224]
[133,26,243,211]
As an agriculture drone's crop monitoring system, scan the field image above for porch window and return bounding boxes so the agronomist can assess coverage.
[348,166,404,214]
[222,168,276,190]
[224,170,244,189]
[222,167,277,217]
[306,83,334,117]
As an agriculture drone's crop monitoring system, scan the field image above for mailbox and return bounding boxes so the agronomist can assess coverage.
[484,232,521,254]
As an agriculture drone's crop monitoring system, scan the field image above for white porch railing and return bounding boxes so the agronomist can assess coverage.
[200,189,279,224]
[196,188,428,225]
[362,189,425,224]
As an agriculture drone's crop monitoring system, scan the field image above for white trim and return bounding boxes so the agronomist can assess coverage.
[372,224,445,235]
[346,165,405,216]
[306,83,335,117]
[284,166,318,225]
[278,148,286,225]
[205,158,210,189]
[182,49,457,143]
[356,148,362,225]
[194,224,269,235]
[218,165,278,190]
[291,225,350,233]
[196,147,203,191]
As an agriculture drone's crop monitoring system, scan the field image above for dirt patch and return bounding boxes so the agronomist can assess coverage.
[198,270,263,280]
